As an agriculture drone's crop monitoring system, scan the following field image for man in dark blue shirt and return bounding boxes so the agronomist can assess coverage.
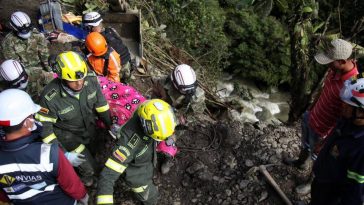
[311,75,364,205]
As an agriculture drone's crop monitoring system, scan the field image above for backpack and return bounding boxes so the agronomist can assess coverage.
[102,28,131,65]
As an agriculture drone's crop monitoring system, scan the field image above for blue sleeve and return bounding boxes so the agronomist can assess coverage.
[49,143,60,178]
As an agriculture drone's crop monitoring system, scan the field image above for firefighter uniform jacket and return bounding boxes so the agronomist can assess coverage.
[0,130,86,204]
[312,120,364,205]
[96,112,158,205]
[102,27,131,66]
[87,49,122,83]
[36,71,111,152]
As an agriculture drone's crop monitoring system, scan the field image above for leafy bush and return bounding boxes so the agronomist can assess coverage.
[60,0,109,14]
[225,10,291,87]
[149,0,230,73]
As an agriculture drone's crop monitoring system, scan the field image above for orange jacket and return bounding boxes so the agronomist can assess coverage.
[87,49,122,82]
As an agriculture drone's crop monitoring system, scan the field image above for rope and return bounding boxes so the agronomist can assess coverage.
[178,124,223,152]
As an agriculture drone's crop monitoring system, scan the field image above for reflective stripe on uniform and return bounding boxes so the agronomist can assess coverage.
[110,52,121,72]
[96,104,110,113]
[7,184,56,200]
[105,158,126,173]
[0,144,53,174]
[43,133,57,144]
[347,170,364,183]
[35,113,57,123]
[72,144,85,154]
[132,185,148,193]
[97,195,113,204]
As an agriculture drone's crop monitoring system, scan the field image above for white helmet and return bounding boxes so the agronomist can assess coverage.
[171,64,197,95]
[340,77,364,108]
[0,89,40,126]
[83,11,103,27]
[10,11,32,39]
[0,59,29,90]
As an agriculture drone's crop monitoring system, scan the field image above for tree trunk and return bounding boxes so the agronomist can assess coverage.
[288,18,312,123]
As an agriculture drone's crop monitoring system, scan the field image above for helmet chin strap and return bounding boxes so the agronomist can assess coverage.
[61,80,83,94]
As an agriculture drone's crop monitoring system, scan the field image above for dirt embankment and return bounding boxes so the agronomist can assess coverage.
[1,1,312,204]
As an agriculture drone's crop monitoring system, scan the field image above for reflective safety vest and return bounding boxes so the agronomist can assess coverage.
[0,133,75,205]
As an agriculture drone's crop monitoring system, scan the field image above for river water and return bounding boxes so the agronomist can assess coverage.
[216,75,290,124]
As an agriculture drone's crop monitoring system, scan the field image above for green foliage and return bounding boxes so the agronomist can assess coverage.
[219,0,255,9]
[60,0,109,14]
[318,0,364,45]
[225,10,291,86]
[149,0,230,73]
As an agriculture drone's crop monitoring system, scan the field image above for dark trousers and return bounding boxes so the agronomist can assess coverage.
[310,178,341,205]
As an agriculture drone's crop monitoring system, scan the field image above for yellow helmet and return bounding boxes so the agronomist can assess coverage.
[137,99,177,141]
[56,51,87,81]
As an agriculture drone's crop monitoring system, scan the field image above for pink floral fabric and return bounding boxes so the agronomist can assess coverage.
[98,76,146,126]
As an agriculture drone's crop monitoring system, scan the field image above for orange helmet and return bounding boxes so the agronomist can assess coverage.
[85,32,108,56]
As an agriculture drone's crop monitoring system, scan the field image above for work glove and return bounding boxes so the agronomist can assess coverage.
[47,31,60,42]
[78,193,89,205]
[175,114,188,130]
[178,114,186,126]
[64,152,86,167]
[109,124,122,140]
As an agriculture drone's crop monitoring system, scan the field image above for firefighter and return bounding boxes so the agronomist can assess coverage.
[96,99,177,205]
[311,75,364,204]
[36,51,112,186]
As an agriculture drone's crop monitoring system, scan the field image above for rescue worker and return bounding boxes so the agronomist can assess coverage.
[36,51,112,186]
[152,64,206,115]
[0,59,54,102]
[85,32,122,82]
[0,89,88,205]
[96,99,177,205]
[310,75,364,205]
[82,11,132,80]
[1,11,51,72]
[284,38,358,194]
[151,64,207,174]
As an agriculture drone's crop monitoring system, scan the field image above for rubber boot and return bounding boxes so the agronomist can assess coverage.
[295,174,314,195]
[161,157,174,175]
[283,149,310,170]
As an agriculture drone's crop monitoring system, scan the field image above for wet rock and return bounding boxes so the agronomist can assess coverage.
[271,140,278,148]
[223,170,231,176]
[213,176,220,181]
[197,169,213,181]
[268,155,280,164]
[256,107,273,122]
[295,183,311,196]
[224,154,237,169]
[258,191,268,202]
[279,137,290,145]
[232,199,239,204]
[186,162,205,175]
[237,193,245,201]
[222,199,230,205]
[181,178,190,187]
[245,159,254,167]
[239,180,249,189]
[225,189,232,197]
